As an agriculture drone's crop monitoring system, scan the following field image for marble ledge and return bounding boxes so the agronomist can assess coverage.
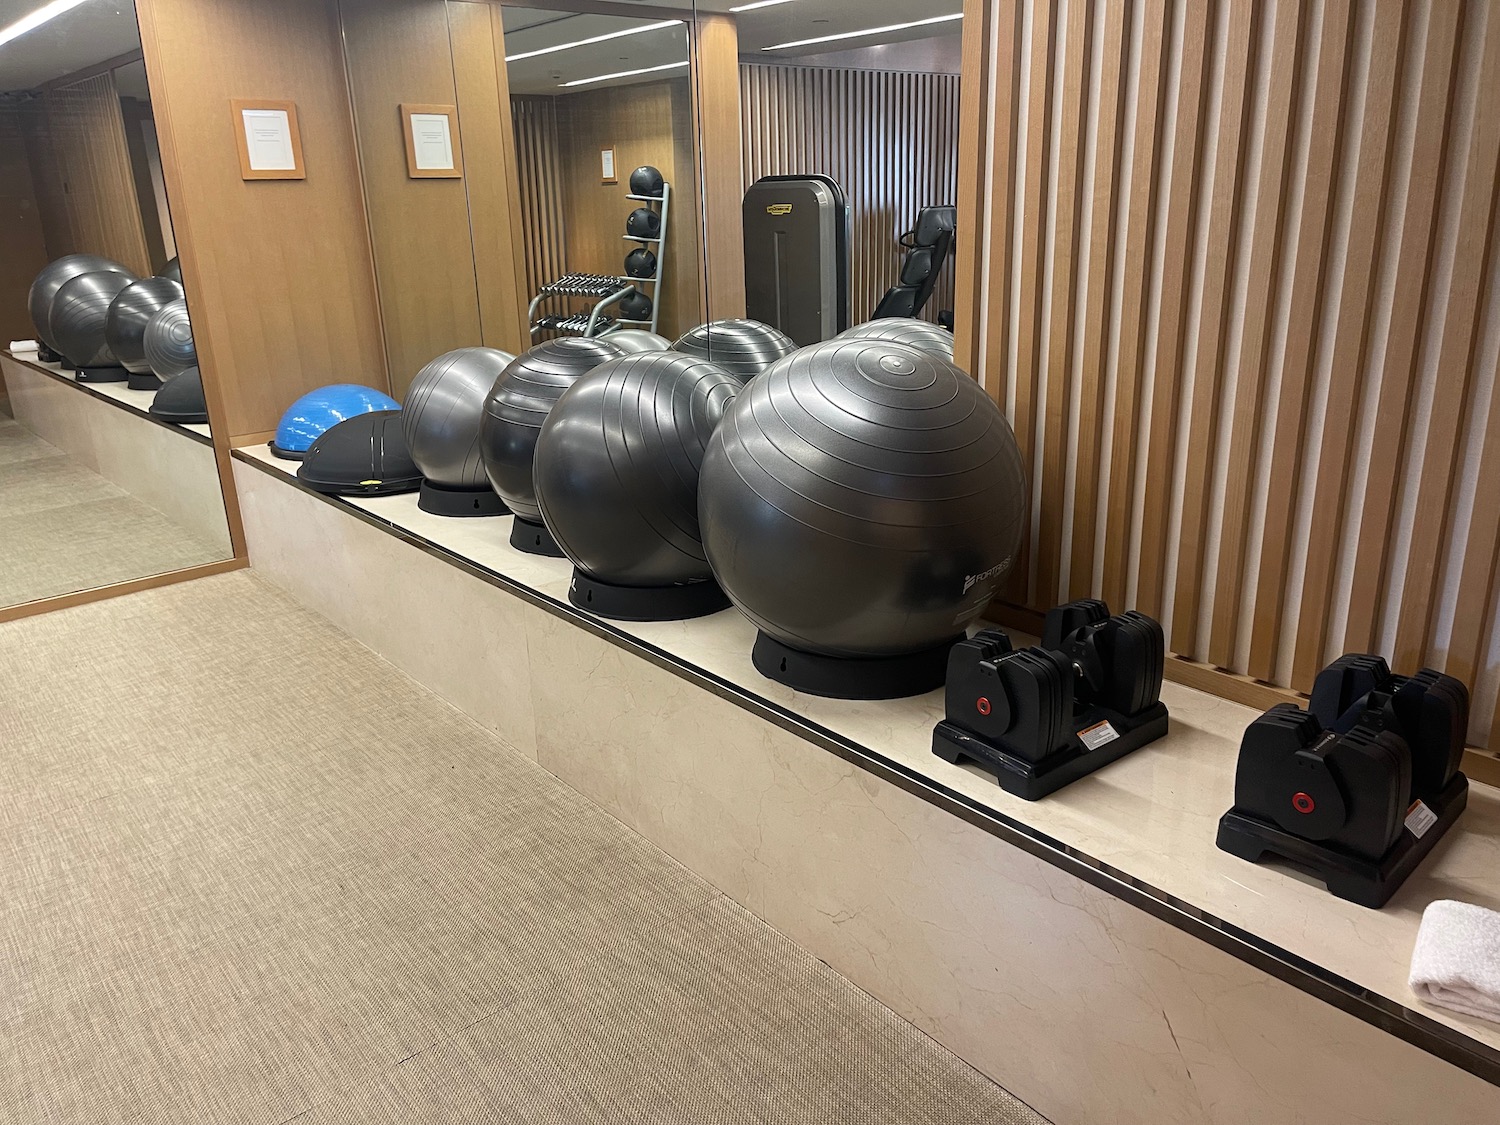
[232,442,1500,1078]
[2,350,213,442]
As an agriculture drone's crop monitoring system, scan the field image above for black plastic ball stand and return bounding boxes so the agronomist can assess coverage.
[417,480,507,517]
[76,364,128,383]
[753,633,959,700]
[1217,773,1469,909]
[127,371,163,392]
[569,570,730,621]
[510,517,564,558]
[37,344,61,364]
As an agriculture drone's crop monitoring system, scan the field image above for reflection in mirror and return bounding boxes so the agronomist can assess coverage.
[0,0,232,611]
[336,0,699,405]
[703,0,961,349]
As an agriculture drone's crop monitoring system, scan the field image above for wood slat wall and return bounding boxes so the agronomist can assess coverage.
[960,0,1500,750]
[738,63,961,327]
[510,95,569,309]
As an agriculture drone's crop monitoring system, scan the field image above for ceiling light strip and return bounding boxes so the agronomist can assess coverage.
[761,12,962,52]
[559,60,689,89]
[0,0,93,51]
[506,18,683,63]
[730,1,798,12]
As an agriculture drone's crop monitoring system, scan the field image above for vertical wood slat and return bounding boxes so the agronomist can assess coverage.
[1390,4,1500,670]
[1288,1,1408,688]
[1169,0,1259,652]
[1100,0,1170,610]
[1244,0,1356,679]
[1205,0,1306,668]
[1340,1,1465,655]
[1035,0,1092,607]
[1133,0,1210,622]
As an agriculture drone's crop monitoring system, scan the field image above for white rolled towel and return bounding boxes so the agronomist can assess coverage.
[1410,899,1500,1023]
[9,339,38,352]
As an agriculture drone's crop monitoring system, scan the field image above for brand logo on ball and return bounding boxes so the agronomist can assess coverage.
[962,558,1010,595]
[766,203,792,215]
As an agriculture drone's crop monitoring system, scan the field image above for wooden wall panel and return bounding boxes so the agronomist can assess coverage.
[739,63,961,329]
[448,0,530,356]
[0,107,50,345]
[340,0,484,394]
[962,0,1500,754]
[135,0,387,442]
[694,12,744,322]
[511,96,569,307]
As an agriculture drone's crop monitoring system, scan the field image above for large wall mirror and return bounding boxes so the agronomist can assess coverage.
[0,0,234,615]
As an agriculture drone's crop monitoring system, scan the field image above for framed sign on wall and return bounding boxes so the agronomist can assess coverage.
[231,99,305,180]
[401,104,462,179]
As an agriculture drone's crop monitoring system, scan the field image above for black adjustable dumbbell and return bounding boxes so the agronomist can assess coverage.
[1217,653,1470,907]
[932,600,1169,799]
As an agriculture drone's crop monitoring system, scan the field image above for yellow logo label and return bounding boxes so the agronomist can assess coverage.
[767,203,792,216]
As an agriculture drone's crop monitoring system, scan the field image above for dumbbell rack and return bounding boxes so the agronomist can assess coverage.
[525,182,670,340]
[617,180,670,336]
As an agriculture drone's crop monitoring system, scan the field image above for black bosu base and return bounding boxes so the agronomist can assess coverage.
[76,364,128,383]
[1216,773,1469,908]
[267,441,306,461]
[417,480,507,517]
[510,517,563,558]
[569,570,729,621]
[934,701,1170,800]
[753,634,958,700]
[127,371,163,391]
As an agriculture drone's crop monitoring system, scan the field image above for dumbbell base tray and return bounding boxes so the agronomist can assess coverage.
[1216,772,1469,909]
[933,701,1169,801]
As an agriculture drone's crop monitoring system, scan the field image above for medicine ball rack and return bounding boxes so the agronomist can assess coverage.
[526,181,670,340]
[932,599,1170,800]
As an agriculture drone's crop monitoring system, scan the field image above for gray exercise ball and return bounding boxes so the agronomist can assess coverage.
[142,298,196,379]
[158,256,183,285]
[534,352,740,604]
[671,319,795,385]
[402,347,516,490]
[838,316,954,360]
[700,338,1027,660]
[105,277,184,374]
[50,271,135,368]
[28,254,133,351]
[479,337,621,531]
[602,329,671,354]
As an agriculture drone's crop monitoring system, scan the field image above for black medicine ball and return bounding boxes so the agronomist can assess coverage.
[629,165,664,197]
[626,208,660,239]
[624,247,657,278]
[618,290,653,321]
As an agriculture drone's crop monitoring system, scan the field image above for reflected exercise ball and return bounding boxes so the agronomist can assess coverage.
[142,298,197,380]
[50,271,135,377]
[403,347,516,515]
[271,383,401,460]
[838,316,954,360]
[479,336,621,555]
[629,165,664,197]
[158,257,184,285]
[671,319,796,386]
[699,338,1028,699]
[534,351,740,621]
[602,329,671,354]
[28,254,133,354]
[150,365,208,425]
[105,276,184,384]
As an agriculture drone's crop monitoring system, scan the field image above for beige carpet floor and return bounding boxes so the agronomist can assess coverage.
[0,572,1048,1125]
[0,418,223,607]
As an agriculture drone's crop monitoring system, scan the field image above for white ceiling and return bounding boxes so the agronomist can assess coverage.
[0,0,141,95]
[502,0,963,94]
